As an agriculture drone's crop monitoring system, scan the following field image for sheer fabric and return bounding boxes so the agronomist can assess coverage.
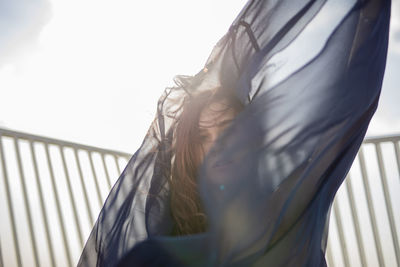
[78,0,391,266]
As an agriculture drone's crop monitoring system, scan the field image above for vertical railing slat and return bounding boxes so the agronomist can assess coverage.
[44,143,73,267]
[375,143,400,266]
[358,147,386,267]
[101,153,112,190]
[394,141,400,183]
[59,146,84,246]
[326,243,335,267]
[0,135,22,267]
[333,200,350,267]
[29,140,56,267]
[114,155,121,175]
[14,138,40,267]
[87,151,103,208]
[0,240,3,267]
[345,174,367,267]
[74,148,93,224]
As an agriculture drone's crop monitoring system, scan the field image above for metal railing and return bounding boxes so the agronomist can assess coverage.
[325,134,400,267]
[0,128,130,267]
[0,127,399,267]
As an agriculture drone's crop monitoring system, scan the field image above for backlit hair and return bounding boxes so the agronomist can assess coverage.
[169,87,243,235]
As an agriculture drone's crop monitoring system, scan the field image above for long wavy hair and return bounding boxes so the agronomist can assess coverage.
[169,86,243,235]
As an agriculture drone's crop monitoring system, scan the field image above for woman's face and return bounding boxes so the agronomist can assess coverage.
[198,99,236,158]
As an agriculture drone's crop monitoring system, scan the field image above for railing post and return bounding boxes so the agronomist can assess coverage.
[375,143,400,266]
[88,151,103,208]
[44,143,73,267]
[74,148,94,225]
[0,135,22,267]
[14,138,40,267]
[29,140,56,267]
[358,147,386,267]
[344,174,367,267]
[59,145,84,247]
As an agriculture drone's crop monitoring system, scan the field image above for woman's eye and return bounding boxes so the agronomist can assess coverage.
[199,131,213,142]
[200,134,210,141]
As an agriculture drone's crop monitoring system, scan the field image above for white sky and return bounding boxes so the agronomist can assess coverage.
[0,0,399,154]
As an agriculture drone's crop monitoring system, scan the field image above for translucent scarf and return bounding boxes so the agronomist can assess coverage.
[78,0,391,266]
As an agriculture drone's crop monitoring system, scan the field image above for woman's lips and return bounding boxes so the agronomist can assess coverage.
[212,158,234,168]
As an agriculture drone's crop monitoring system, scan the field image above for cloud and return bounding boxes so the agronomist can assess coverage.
[0,0,52,68]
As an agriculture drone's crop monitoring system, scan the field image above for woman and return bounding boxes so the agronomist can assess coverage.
[78,0,391,266]
[169,86,244,236]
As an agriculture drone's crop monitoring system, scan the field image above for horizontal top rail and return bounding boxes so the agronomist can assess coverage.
[1,127,399,156]
[363,134,400,144]
[0,127,132,158]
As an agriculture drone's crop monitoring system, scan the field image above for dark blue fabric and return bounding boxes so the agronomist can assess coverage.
[78,0,391,266]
